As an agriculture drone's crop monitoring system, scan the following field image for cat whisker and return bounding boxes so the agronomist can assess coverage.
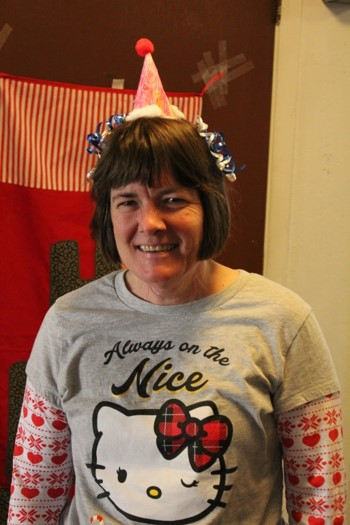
[86,462,106,471]
[97,490,110,499]
[207,498,226,509]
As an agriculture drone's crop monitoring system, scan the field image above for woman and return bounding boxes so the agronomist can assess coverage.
[7,115,346,525]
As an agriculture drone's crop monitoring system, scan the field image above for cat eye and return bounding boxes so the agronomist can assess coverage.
[181,479,199,488]
[117,467,127,483]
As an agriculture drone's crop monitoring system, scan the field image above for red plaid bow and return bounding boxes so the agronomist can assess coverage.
[154,400,232,472]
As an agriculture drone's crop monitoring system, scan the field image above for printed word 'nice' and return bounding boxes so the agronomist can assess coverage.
[111,358,207,398]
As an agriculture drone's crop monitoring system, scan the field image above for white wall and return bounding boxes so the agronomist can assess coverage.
[264,0,350,520]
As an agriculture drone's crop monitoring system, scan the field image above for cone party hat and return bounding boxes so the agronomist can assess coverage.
[132,38,175,117]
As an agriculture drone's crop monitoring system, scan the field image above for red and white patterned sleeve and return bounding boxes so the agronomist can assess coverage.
[277,392,347,525]
[7,381,73,525]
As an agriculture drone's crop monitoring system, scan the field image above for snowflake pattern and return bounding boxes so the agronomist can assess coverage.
[302,455,327,473]
[41,508,62,523]
[329,452,343,470]
[289,492,305,509]
[23,388,32,405]
[324,408,339,426]
[277,393,346,524]
[28,434,47,451]
[48,436,70,453]
[7,384,72,525]
[46,471,70,485]
[49,406,66,420]
[16,509,41,524]
[22,471,44,486]
[16,425,26,443]
[277,417,295,435]
[307,496,329,513]
[297,413,321,432]
[31,397,48,414]
[332,495,346,513]
[284,457,300,473]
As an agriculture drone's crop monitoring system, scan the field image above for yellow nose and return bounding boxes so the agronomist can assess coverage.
[147,486,162,499]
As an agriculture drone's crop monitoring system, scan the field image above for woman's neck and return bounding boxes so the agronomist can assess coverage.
[124,261,239,306]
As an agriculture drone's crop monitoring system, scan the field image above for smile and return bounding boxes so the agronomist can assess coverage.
[138,244,177,252]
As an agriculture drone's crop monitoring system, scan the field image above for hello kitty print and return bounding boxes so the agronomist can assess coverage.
[87,399,237,524]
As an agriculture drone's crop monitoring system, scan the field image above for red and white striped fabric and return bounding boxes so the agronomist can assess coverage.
[0,73,203,192]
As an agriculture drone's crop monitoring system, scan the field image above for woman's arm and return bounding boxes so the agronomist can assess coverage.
[7,381,73,525]
[277,392,346,525]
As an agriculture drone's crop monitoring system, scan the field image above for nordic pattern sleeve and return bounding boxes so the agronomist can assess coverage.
[7,381,73,525]
[277,392,347,525]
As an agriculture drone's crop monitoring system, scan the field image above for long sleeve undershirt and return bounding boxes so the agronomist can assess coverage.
[7,384,346,525]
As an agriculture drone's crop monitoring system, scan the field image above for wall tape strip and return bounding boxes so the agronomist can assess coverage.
[0,23,13,50]
[192,41,254,109]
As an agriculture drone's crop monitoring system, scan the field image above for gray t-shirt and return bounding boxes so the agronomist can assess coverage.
[26,270,339,525]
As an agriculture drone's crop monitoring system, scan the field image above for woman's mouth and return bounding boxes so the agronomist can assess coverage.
[138,244,177,253]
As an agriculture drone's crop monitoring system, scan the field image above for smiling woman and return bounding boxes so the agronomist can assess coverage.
[109,176,205,303]
[7,39,346,525]
[90,117,238,304]
[91,117,231,265]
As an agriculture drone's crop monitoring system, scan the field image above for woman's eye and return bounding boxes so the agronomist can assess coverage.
[164,197,186,206]
[118,200,137,207]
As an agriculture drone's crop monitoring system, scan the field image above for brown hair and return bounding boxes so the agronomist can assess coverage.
[90,117,231,264]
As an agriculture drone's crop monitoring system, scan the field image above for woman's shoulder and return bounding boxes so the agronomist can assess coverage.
[240,271,312,320]
[53,270,120,311]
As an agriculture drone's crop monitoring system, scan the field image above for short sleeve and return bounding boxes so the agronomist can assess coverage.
[273,311,340,414]
[26,305,63,407]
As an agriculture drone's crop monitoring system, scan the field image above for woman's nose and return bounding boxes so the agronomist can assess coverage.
[138,205,165,233]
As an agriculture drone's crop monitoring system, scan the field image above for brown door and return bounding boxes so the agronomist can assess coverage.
[0,2,277,503]
[0,0,277,272]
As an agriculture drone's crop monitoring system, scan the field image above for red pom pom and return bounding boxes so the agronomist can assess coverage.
[135,38,154,57]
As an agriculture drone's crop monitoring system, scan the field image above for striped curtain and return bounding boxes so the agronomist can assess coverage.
[0,73,203,492]
[0,74,203,191]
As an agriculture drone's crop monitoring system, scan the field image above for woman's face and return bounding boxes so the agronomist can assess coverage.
[110,171,204,296]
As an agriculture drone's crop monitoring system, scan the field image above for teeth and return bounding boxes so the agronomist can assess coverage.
[139,244,175,252]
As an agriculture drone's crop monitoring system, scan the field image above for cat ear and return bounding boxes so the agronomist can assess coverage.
[97,404,124,433]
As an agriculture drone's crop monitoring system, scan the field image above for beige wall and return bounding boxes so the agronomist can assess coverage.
[265,0,350,520]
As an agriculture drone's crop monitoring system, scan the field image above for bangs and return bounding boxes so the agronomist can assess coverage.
[103,117,206,191]
[108,135,169,189]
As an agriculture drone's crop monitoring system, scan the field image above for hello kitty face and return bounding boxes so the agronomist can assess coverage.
[87,399,236,524]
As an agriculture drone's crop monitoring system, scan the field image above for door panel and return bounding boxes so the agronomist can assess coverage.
[0,0,276,272]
